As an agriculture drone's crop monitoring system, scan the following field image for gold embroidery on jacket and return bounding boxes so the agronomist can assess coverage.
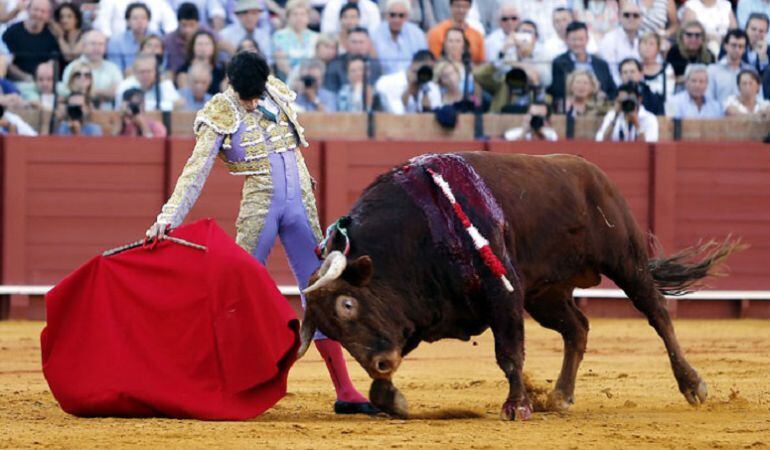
[235,172,274,254]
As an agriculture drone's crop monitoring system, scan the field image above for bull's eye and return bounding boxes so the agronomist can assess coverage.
[335,295,358,320]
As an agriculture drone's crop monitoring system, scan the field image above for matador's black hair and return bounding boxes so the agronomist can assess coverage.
[226,51,270,100]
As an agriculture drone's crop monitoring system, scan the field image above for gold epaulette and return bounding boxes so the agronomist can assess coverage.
[266,75,297,103]
[193,91,241,135]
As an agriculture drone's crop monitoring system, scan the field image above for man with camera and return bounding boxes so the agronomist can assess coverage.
[56,93,103,136]
[118,87,167,137]
[294,59,337,112]
[503,101,557,141]
[401,50,441,113]
[596,81,658,143]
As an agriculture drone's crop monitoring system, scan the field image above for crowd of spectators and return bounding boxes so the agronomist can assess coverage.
[0,0,767,141]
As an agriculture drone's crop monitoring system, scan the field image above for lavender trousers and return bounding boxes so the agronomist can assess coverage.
[249,151,326,340]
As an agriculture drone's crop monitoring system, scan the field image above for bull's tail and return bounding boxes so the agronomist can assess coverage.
[648,237,747,296]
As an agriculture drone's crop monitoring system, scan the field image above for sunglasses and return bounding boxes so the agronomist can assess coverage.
[73,72,92,78]
[684,31,703,39]
[622,12,641,19]
[389,12,406,18]
[500,15,518,22]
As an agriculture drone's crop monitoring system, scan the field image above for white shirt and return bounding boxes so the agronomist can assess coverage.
[115,77,181,112]
[375,70,441,114]
[93,0,178,38]
[595,105,659,142]
[513,0,571,43]
[321,0,382,35]
[542,34,599,61]
[598,26,640,85]
[724,95,770,113]
[4,111,37,136]
[504,126,558,141]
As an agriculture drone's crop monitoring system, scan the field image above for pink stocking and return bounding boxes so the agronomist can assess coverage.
[314,339,369,403]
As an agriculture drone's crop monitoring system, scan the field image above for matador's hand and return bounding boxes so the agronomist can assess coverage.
[145,221,170,241]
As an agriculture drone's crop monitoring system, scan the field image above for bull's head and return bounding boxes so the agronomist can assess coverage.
[298,251,410,383]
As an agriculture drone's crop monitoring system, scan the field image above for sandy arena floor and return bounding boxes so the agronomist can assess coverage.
[1,319,769,449]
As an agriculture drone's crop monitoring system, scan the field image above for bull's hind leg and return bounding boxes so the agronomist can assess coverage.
[525,287,589,410]
[487,270,532,421]
[610,271,707,405]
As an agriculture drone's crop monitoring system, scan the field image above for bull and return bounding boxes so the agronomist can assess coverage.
[298,152,740,420]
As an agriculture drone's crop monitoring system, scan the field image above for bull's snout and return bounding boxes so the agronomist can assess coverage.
[370,350,402,379]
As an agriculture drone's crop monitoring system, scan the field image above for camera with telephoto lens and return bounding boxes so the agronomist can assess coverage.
[67,105,83,121]
[529,114,545,131]
[416,65,434,85]
[505,67,529,96]
[621,97,637,113]
[301,75,316,88]
[128,102,141,115]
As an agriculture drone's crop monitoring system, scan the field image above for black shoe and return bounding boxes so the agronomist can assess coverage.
[333,400,380,415]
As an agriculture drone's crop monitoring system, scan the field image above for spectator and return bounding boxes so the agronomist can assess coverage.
[639,32,675,112]
[372,0,427,75]
[744,13,769,74]
[50,3,83,63]
[176,30,224,94]
[117,87,167,136]
[375,48,440,113]
[515,0,575,44]
[24,59,55,110]
[667,63,723,118]
[337,3,361,50]
[2,0,60,82]
[0,54,19,95]
[427,0,484,64]
[638,0,677,40]
[500,20,549,87]
[0,104,37,135]
[321,0,380,35]
[315,33,338,65]
[484,2,519,64]
[170,0,225,30]
[138,34,169,75]
[163,2,206,73]
[219,0,273,62]
[680,0,737,56]
[708,29,753,105]
[291,58,337,111]
[738,0,770,43]
[434,59,463,105]
[562,68,607,117]
[323,26,382,91]
[596,81,658,142]
[55,92,103,136]
[115,53,182,111]
[107,2,151,74]
[440,27,479,104]
[599,1,642,84]
[618,57,664,115]
[576,0,619,45]
[336,54,373,111]
[93,0,178,38]
[543,7,598,61]
[273,0,317,72]
[503,101,557,141]
[724,69,770,117]
[666,20,715,89]
[62,30,124,108]
[63,60,94,100]
[237,37,261,52]
[549,21,616,109]
[178,61,212,110]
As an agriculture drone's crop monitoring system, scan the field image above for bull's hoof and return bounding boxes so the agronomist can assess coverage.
[369,379,409,418]
[546,390,574,411]
[683,379,708,406]
[500,400,532,421]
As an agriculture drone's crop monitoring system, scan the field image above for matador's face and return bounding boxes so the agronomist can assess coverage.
[239,96,259,112]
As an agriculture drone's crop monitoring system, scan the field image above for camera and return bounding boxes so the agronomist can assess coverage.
[621,97,637,113]
[529,114,545,131]
[301,75,316,89]
[416,65,433,84]
[128,102,141,115]
[504,67,529,95]
[67,105,83,121]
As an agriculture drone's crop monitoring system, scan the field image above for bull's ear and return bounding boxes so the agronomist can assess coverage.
[342,255,373,287]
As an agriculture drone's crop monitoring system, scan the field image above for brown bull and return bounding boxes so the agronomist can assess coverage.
[299,152,740,420]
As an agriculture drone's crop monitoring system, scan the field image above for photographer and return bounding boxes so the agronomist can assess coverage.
[596,81,658,143]
[402,50,441,113]
[55,93,103,136]
[293,59,337,112]
[117,87,167,137]
[503,101,557,141]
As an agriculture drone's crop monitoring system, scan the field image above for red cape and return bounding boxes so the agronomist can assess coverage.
[41,219,299,420]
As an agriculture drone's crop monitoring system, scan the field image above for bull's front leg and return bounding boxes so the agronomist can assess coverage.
[487,271,532,421]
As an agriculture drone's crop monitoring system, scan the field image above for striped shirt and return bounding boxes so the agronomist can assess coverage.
[639,0,669,35]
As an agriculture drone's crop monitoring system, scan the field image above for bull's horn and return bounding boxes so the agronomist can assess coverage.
[303,251,347,294]
[296,317,316,359]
